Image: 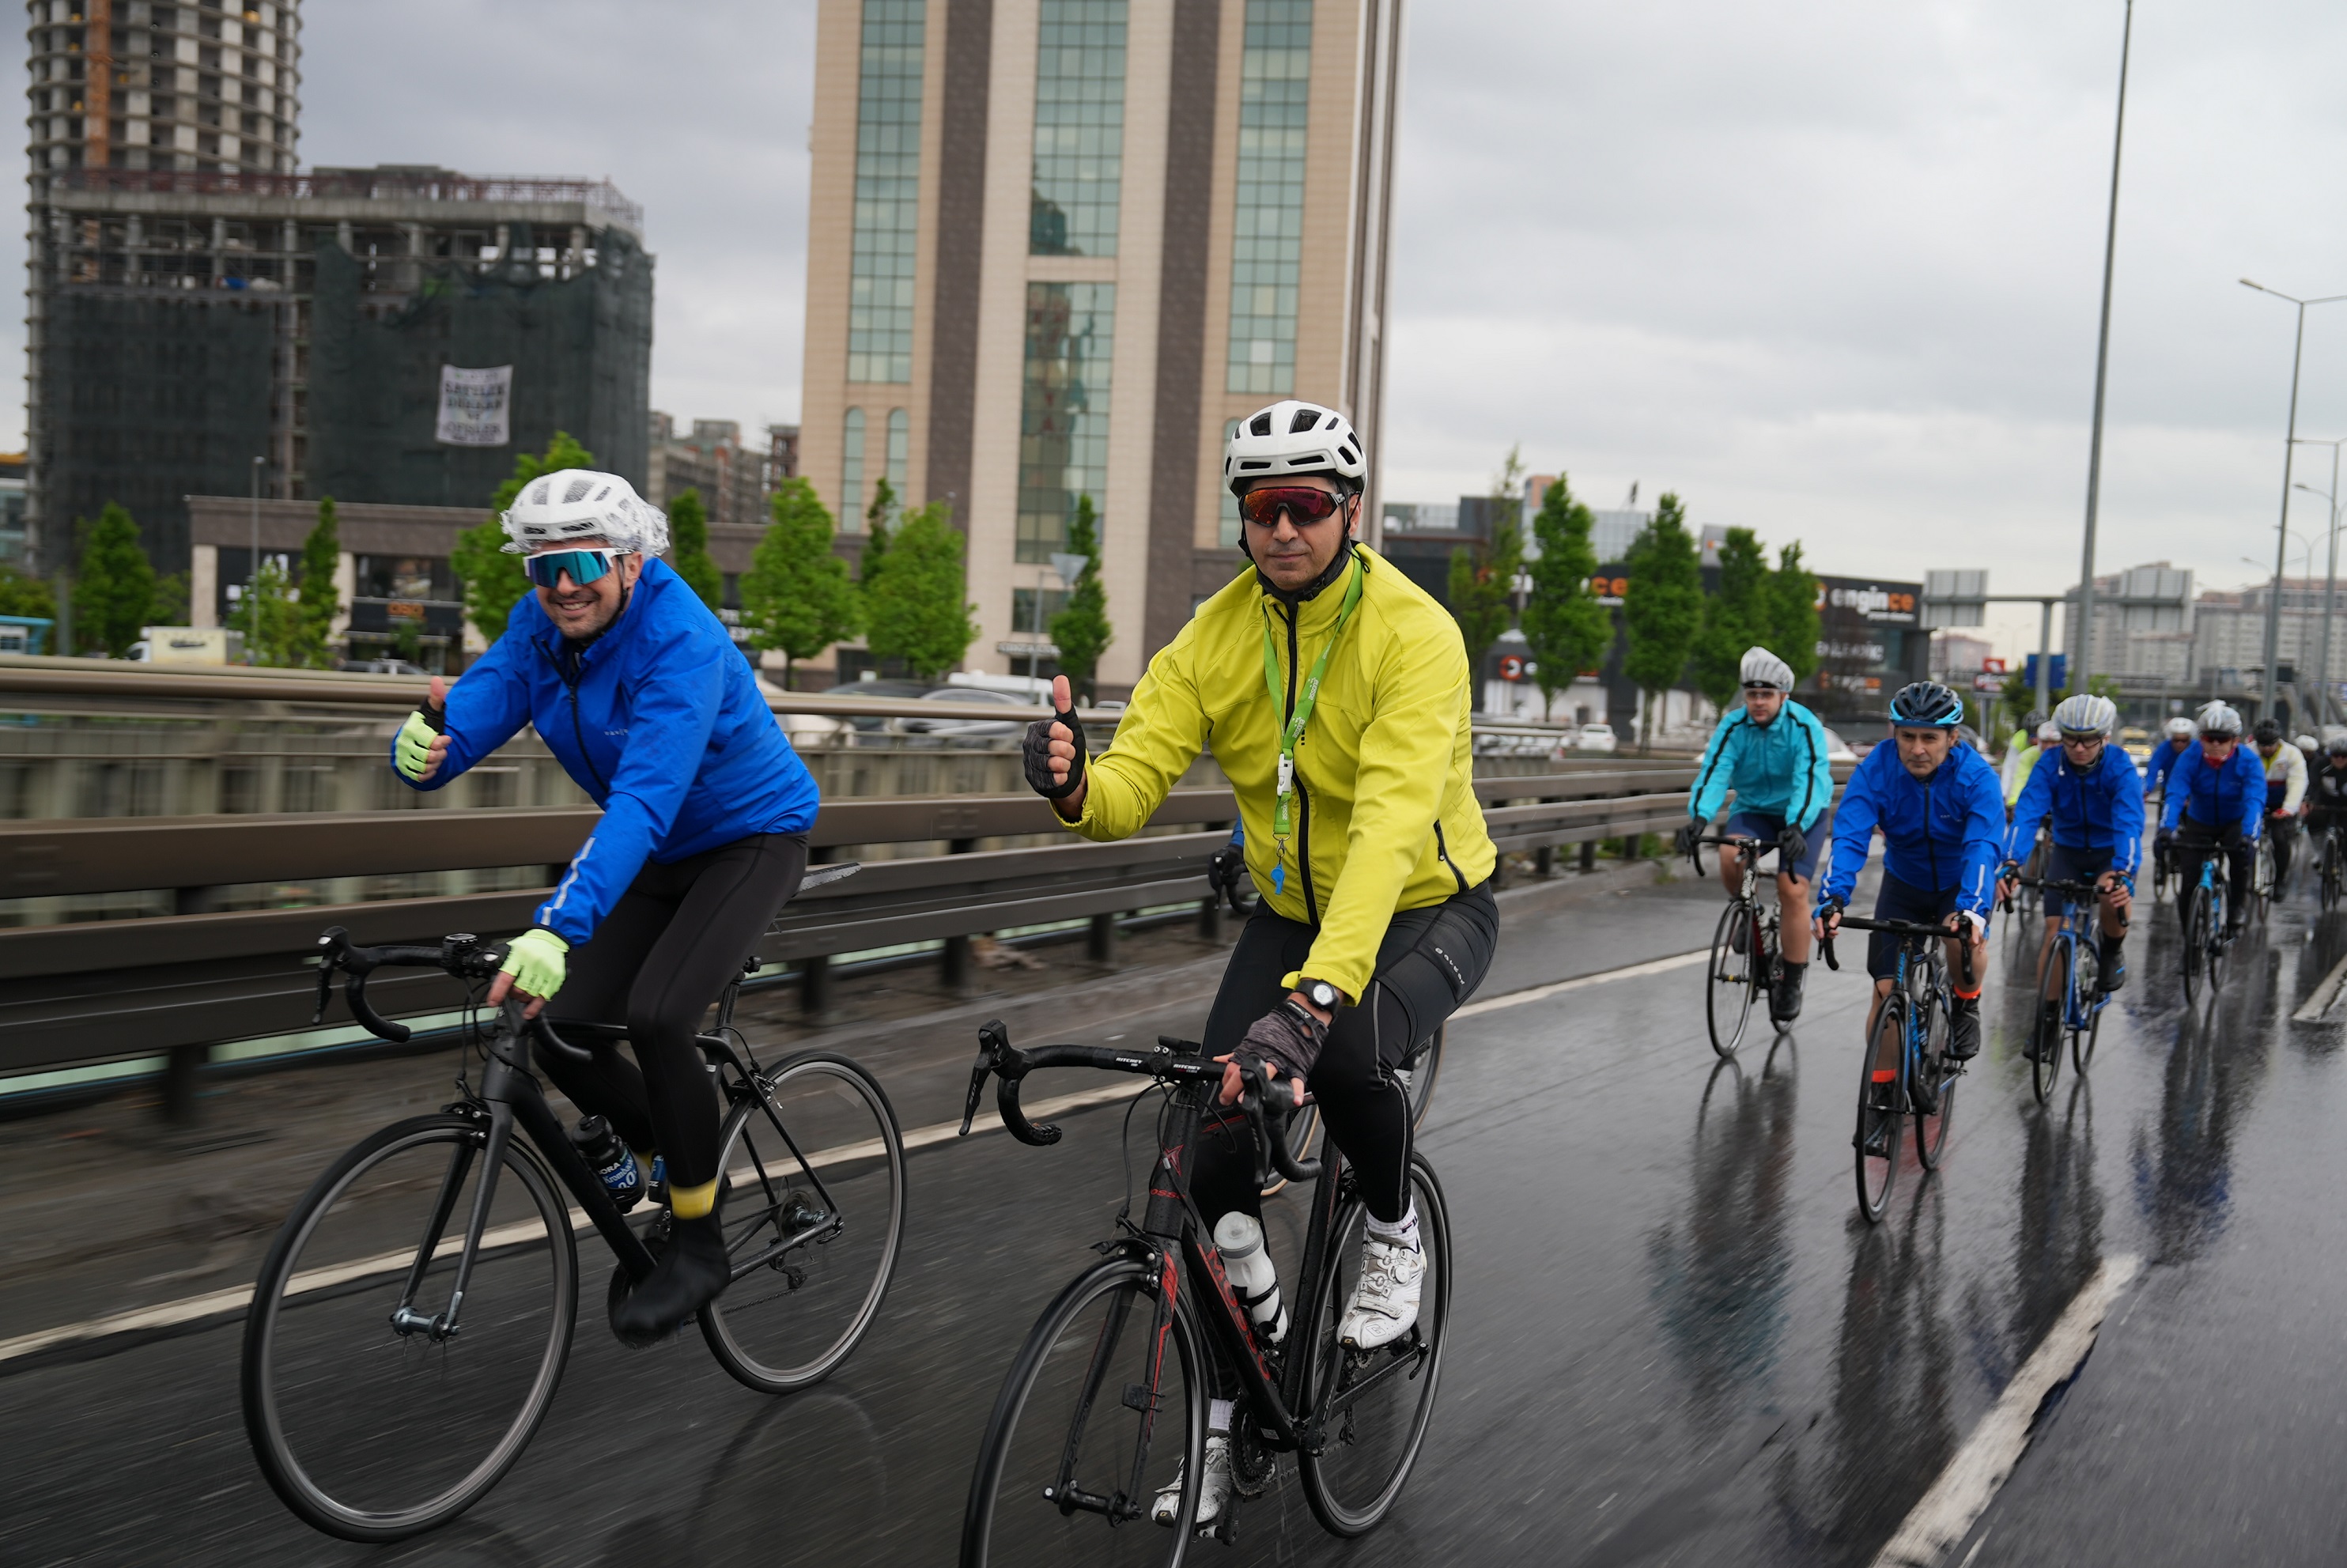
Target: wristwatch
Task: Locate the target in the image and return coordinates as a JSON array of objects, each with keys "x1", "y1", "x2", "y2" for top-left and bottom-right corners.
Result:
[{"x1": 1298, "y1": 978, "x2": 1342, "y2": 1012}]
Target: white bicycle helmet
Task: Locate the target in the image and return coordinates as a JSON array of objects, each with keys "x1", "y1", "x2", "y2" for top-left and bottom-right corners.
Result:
[
  {"x1": 2296, "y1": 733, "x2": 2320, "y2": 752},
  {"x1": 2164, "y1": 716, "x2": 2195, "y2": 739},
  {"x1": 1739, "y1": 646, "x2": 1794, "y2": 692},
  {"x1": 2052, "y1": 692, "x2": 2117, "y2": 738},
  {"x1": 2036, "y1": 721, "x2": 2062, "y2": 742},
  {"x1": 500, "y1": 469, "x2": 670, "y2": 556},
  {"x1": 2195, "y1": 700, "x2": 2243, "y2": 739},
  {"x1": 1224, "y1": 401, "x2": 1368, "y2": 497}
]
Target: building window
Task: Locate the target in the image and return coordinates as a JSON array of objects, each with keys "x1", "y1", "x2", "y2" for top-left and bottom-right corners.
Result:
[
  {"x1": 1017, "y1": 281, "x2": 1115, "y2": 563},
  {"x1": 842, "y1": 406, "x2": 867, "y2": 525},
  {"x1": 848, "y1": 0, "x2": 924, "y2": 385},
  {"x1": 1030, "y1": 0, "x2": 1128, "y2": 257},
  {"x1": 1225, "y1": 0, "x2": 1311, "y2": 396},
  {"x1": 886, "y1": 407, "x2": 909, "y2": 500},
  {"x1": 1218, "y1": 418, "x2": 1243, "y2": 547}
]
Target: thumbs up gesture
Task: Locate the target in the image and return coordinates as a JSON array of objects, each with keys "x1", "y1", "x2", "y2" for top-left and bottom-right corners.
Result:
[{"x1": 1020, "y1": 674, "x2": 1090, "y2": 817}]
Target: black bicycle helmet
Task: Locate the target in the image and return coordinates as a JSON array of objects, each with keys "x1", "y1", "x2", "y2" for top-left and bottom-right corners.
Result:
[
  {"x1": 1888, "y1": 680, "x2": 1966, "y2": 729},
  {"x1": 2253, "y1": 718, "x2": 2283, "y2": 746}
]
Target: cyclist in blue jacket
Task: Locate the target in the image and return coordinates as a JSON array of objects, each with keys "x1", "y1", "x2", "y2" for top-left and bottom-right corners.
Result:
[
  {"x1": 1995, "y1": 694, "x2": 2141, "y2": 1021},
  {"x1": 1816, "y1": 682, "x2": 2005, "y2": 1067},
  {"x1": 2145, "y1": 714, "x2": 2194, "y2": 803},
  {"x1": 1674, "y1": 646, "x2": 1837, "y2": 1022},
  {"x1": 391, "y1": 470, "x2": 821, "y2": 1340},
  {"x1": 2156, "y1": 700, "x2": 2264, "y2": 941}
]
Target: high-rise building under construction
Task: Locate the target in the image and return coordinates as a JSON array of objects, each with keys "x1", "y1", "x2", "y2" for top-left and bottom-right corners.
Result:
[
  {"x1": 22, "y1": 1, "x2": 654, "y2": 579},
  {"x1": 800, "y1": 0, "x2": 1404, "y2": 692}
]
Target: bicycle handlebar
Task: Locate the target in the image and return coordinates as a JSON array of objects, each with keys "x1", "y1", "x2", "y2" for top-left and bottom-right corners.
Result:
[
  {"x1": 957, "y1": 1018, "x2": 1321, "y2": 1185},
  {"x1": 312, "y1": 924, "x2": 514, "y2": 1048},
  {"x1": 1688, "y1": 833, "x2": 1779, "y2": 879},
  {"x1": 1816, "y1": 912, "x2": 1978, "y2": 989}
]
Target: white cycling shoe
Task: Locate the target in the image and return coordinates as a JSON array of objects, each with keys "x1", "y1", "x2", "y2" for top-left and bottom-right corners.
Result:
[
  {"x1": 1151, "y1": 1434, "x2": 1233, "y2": 1532},
  {"x1": 1338, "y1": 1234, "x2": 1425, "y2": 1350}
]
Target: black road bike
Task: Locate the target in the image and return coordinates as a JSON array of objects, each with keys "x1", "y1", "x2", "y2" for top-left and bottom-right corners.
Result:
[
  {"x1": 957, "y1": 1022, "x2": 1450, "y2": 1564},
  {"x1": 1262, "y1": 1025, "x2": 1442, "y2": 1198},
  {"x1": 2322, "y1": 819, "x2": 2347, "y2": 914},
  {"x1": 1690, "y1": 833, "x2": 1794, "y2": 1058},
  {"x1": 240, "y1": 872, "x2": 905, "y2": 1543},
  {"x1": 2011, "y1": 875, "x2": 2118, "y2": 1103},
  {"x1": 1823, "y1": 916, "x2": 1968, "y2": 1223}
]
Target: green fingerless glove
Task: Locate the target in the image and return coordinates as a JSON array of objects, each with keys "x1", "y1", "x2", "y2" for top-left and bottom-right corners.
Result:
[
  {"x1": 499, "y1": 927, "x2": 569, "y2": 999},
  {"x1": 394, "y1": 707, "x2": 442, "y2": 781}
]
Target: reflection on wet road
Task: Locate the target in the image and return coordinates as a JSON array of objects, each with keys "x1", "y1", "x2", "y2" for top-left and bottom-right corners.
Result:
[{"x1": 9, "y1": 862, "x2": 2347, "y2": 1566}]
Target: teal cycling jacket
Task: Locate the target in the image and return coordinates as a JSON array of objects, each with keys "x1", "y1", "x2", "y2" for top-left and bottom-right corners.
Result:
[
  {"x1": 395, "y1": 558, "x2": 819, "y2": 945},
  {"x1": 1688, "y1": 699, "x2": 1836, "y2": 829}
]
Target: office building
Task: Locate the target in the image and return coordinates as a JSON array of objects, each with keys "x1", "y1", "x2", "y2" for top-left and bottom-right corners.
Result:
[
  {"x1": 28, "y1": 0, "x2": 300, "y2": 178},
  {"x1": 2063, "y1": 561, "x2": 2194, "y2": 682},
  {"x1": 648, "y1": 414, "x2": 775, "y2": 531},
  {"x1": 800, "y1": 0, "x2": 1404, "y2": 690}
]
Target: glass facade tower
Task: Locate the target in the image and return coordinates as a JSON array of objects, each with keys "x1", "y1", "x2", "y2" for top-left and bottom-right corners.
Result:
[
  {"x1": 1030, "y1": 0, "x2": 1128, "y2": 257},
  {"x1": 1226, "y1": 0, "x2": 1312, "y2": 395},
  {"x1": 1017, "y1": 281, "x2": 1115, "y2": 562},
  {"x1": 848, "y1": 0, "x2": 924, "y2": 384}
]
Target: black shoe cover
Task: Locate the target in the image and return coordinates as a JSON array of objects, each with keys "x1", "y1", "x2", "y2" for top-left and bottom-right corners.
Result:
[
  {"x1": 2098, "y1": 939, "x2": 2126, "y2": 993},
  {"x1": 611, "y1": 1214, "x2": 730, "y2": 1344},
  {"x1": 1770, "y1": 962, "x2": 1806, "y2": 1023},
  {"x1": 1947, "y1": 1002, "x2": 1982, "y2": 1060}
]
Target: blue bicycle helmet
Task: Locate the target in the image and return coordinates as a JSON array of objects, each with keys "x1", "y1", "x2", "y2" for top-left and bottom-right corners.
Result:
[{"x1": 1888, "y1": 680, "x2": 1966, "y2": 729}]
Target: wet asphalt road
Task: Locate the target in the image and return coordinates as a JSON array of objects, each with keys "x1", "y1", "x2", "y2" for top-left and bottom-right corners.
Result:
[{"x1": 8, "y1": 856, "x2": 2347, "y2": 1567}]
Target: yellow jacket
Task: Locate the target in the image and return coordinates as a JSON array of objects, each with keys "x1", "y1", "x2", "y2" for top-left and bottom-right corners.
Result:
[{"x1": 1070, "y1": 546, "x2": 1497, "y2": 1000}]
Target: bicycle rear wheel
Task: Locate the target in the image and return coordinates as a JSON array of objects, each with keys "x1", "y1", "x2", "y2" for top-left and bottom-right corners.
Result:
[
  {"x1": 1400, "y1": 1026, "x2": 1443, "y2": 1132},
  {"x1": 2323, "y1": 833, "x2": 2341, "y2": 913},
  {"x1": 1297, "y1": 1154, "x2": 1453, "y2": 1536},
  {"x1": 2031, "y1": 940, "x2": 2067, "y2": 1105},
  {"x1": 1706, "y1": 901, "x2": 1757, "y2": 1060},
  {"x1": 962, "y1": 1257, "x2": 1205, "y2": 1567},
  {"x1": 2254, "y1": 839, "x2": 2276, "y2": 922},
  {"x1": 699, "y1": 1051, "x2": 906, "y2": 1395},
  {"x1": 240, "y1": 1113, "x2": 576, "y2": 1543},
  {"x1": 2075, "y1": 995, "x2": 2106, "y2": 1074},
  {"x1": 1854, "y1": 1001, "x2": 1901, "y2": 1223},
  {"x1": 1914, "y1": 992, "x2": 1955, "y2": 1170}
]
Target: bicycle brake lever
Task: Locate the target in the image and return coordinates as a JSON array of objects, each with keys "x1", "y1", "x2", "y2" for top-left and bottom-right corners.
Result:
[
  {"x1": 962, "y1": 1018, "x2": 1009, "y2": 1136},
  {"x1": 310, "y1": 926, "x2": 346, "y2": 1025}
]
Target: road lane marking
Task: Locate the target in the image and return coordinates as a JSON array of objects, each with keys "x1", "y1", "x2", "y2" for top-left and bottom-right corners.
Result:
[
  {"x1": 6, "y1": 945, "x2": 1716, "y2": 1367},
  {"x1": 1869, "y1": 1253, "x2": 2141, "y2": 1568},
  {"x1": 0, "y1": 1079, "x2": 1140, "y2": 1370},
  {"x1": 1453, "y1": 949, "x2": 1710, "y2": 1020},
  {"x1": 2293, "y1": 950, "x2": 2347, "y2": 1020}
]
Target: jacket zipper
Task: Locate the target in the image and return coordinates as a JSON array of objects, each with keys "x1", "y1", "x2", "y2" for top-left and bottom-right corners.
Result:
[
  {"x1": 1434, "y1": 820, "x2": 1468, "y2": 894},
  {"x1": 1922, "y1": 776, "x2": 1940, "y2": 890},
  {"x1": 538, "y1": 636, "x2": 612, "y2": 796},
  {"x1": 1280, "y1": 600, "x2": 1318, "y2": 924}
]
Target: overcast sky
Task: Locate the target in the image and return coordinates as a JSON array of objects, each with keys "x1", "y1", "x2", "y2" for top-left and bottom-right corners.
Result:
[{"x1": 15, "y1": 1, "x2": 2347, "y2": 658}]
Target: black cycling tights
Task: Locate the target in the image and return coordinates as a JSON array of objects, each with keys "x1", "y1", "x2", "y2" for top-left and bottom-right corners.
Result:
[
  {"x1": 1190, "y1": 884, "x2": 1498, "y2": 1230},
  {"x1": 535, "y1": 833, "x2": 809, "y2": 1190}
]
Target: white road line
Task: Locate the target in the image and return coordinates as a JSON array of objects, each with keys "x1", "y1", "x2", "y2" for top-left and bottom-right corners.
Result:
[
  {"x1": 0, "y1": 1079, "x2": 1139, "y2": 1368},
  {"x1": 1453, "y1": 948, "x2": 1709, "y2": 1020},
  {"x1": 2293, "y1": 950, "x2": 2347, "y2": 1021},
  {"x1": 2, "y1": 946, "x2": 1697, "y2": 1368},
  {"x1": 1869, "y1": 1253, "x2": 2142, "y2": 1568}
]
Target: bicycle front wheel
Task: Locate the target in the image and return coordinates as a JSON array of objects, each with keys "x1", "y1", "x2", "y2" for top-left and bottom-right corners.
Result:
[
  {"x1": 2182, "y1": 889, "x2": 2208, "y2": 1007},
  {"x1": 1915, "y1": 992, "x2": 1955, "y2": 1170},
  {"x1": 1706, "y1": 901, "x2": 1757, "y2": 1060},
  {"x1": 240, "y1": 1113, "x2": 576, "y2": 1543},
  {"x1": 700, "y1": 1050, "x2": 906, "y2": 1395},
  {"x1": 2323, "y1": 834, "x2": 2341, "y2": 912},
  {"x1": 962, "y1": 1257, "x2": 1205, "y2": 1568},
  {"x1": 1297, "y1": 1154, "x2": 1453, "y2": 1536},
  {"x1": 2031, "y1": 940, "x2": 2067, "y2": 1105},
  {"x1": 1854, "y1": 1001, "x2": 1902, "y2": 1223}
]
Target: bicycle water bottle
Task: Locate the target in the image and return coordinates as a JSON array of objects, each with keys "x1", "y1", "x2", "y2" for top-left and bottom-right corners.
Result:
[
  {"x1": 1213, "y1": 1212, "x2": 1287, "y2": 1345},
  {"x1": 570, "y1": 1116, "x2": 644, "y2": 1212}
]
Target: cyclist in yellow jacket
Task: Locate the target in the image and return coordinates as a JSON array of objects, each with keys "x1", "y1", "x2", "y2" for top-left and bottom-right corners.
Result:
[{"x1": 1025, "y1": 399, "x2": 1499, "y2": 1532}]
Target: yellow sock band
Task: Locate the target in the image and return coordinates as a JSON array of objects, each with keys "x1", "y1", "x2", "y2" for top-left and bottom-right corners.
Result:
[{"x1": 668, "y1": 1177, "x2": 719, "y2": 1219}]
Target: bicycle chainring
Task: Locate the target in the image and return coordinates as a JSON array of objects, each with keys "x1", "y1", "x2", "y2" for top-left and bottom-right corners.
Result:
[{"x1": 1230, "y1": 1405, "x2": 1276, "y2": 1497}]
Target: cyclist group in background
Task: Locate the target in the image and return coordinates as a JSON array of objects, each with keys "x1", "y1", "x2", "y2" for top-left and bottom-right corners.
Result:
[{"x1": 376, "y1": 388, "x2": 2322, "y2": 1542}]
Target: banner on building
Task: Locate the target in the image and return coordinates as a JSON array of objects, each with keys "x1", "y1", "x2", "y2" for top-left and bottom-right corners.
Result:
[{"x1": 435, "y1": 365, "x2": 513, "y2": 448}]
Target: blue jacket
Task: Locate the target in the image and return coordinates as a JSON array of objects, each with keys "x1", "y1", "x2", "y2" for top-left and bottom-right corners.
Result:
[
  {"x1": 1823, "y1": 740, "x2": 2006, "y2": 920},
  {"x1": 1688, "y1": 699, "x2": 1836, "y2": 830},
  {"x1": 2145, "y1": 739, "x2": 2190, "y2": 797},
  {"x1": 396, "y1": 558, "x2": 820, "y2": 944},
  {"x1": 2158, "y1": 742, "x2": 2265, "y2": 840},
  {"x1": 2001, "y1": 742, "x2": 2145, "y2": 875}
]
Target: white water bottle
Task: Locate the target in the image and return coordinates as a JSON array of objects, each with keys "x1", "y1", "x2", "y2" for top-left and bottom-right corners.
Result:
[{"x1": 1214, "y1": 1212, "x2": 1288, "y2": 1345}]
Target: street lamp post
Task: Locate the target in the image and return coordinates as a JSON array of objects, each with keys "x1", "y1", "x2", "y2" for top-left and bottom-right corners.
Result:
[
  {"x1": 2075, "y1": 0, "x2": 2137, "y2": 692},
  {"x1": 2293, "y1": 436, "x2": 2345, "y2": 725},
  {"x1": 2240, "y1": 281, "x2": 2347, "y2": 720}
]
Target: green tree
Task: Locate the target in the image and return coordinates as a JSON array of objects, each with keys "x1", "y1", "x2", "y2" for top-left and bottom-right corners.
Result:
[
  {"x1": 1521, "y1": 472, "x2": 1613, "y2": 722},
  {"x1": 1048, "y1": 493, "x2": 1113, "y2": 703},
  {"x1": 1763, "y1": 542, "x2": 1821, "y2": 686},
  {"x1": 1687, "y1": 526, "x2": 1771, "y2": 710},
  {"x1": 1620, "y1": 493, "x2": 1703, "y2": 749},
  {"x1": 864, "y1": 500, "x2": 977, "y2": 682},
  {"x1": 288, "y1": 495, "x2": 343, "y2": 669},
  {"x1": 71, "y1": 504, "x2": 159, "y2": 657},
  {"x1": 453, "y1": 430, "x2": 598, "y2": 644},
  {"x1": 243, "y1": 555, "x2": 310, "y2": 667},
  {"x1": 666, "y1": 487, "x2": 724, "y2": 610},
  {"x1": 0, "y1": 562, "x2": 56, "y2": 622},
  {"x1": 857, "y1": 478, "x2": 897, "y2": 597},
  {"x1": 741, "y1": 478, "x2": 862, "y2": 689}
]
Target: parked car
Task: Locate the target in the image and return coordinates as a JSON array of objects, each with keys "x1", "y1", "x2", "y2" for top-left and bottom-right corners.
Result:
[
  {"x1": 1573, "y1": 723, "x2": 1618, "y2": 754},
  {"x1": 341, "y1": 657, "x2": 429, "y2": 676},
  {"x1": 1820, "y1": 726, "x2": 1858, "y2": 764},
  {"x1": 890, "y1": 686, "x2": 1027, "y2": 739}
]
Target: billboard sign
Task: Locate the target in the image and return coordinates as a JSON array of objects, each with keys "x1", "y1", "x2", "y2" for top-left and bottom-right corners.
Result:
[{"x1": 436, "y1": 364, "x2": 514, "y2": 448}]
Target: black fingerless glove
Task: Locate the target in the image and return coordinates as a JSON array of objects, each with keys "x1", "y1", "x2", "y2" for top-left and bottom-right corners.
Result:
[
  {"x1": 1673, "y1": 821, "x2": 1701, "y2": 859},
  {"x1": 1238, "y1": 999, "x2": 1328, "y2": 1083},
  {"x1": 1020, "y1": 696, "x2": 1087, "y2": 800}
]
